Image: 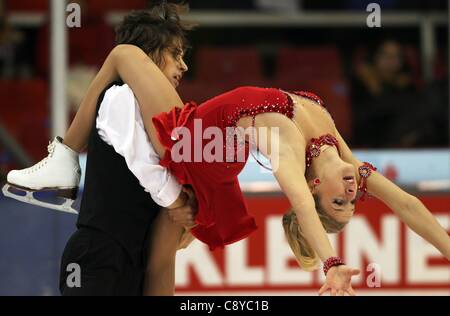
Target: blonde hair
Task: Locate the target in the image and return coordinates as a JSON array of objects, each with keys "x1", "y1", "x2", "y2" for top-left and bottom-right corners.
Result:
[{"x1": 282, "y1": 195, "x2": 346, "y2": 271}]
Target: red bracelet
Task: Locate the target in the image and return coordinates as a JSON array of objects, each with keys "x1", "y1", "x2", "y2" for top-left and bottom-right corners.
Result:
[
  {"x1": 358, "y1": 162, "x2": 377, "y2": 201},
  {"x1": 323, "y1": 257, "x2": 345, "y2": 276}
]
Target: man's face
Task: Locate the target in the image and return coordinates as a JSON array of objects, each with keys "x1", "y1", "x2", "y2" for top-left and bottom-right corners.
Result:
[{"x1": 158, "y1": 42, "x2": 188, "y2": 88}]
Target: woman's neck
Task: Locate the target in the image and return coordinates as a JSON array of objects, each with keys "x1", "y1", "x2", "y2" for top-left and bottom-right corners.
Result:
[{"x1": 309, "y1": 145, "x2": 340, "y2": 178}]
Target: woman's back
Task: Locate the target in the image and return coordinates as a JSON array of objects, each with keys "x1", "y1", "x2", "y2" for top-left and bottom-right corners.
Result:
[{"x1": 152, "y1": 86, "x2": 338, "y2": 250}]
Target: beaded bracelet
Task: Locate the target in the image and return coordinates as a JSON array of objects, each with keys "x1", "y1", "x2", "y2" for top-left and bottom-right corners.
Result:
[
  {"x1": 323, "y1": 256, "x2": 345, "y2": 276},
  {"x1": 358, "y1": 162, "x2": 377, "y2": 201}
]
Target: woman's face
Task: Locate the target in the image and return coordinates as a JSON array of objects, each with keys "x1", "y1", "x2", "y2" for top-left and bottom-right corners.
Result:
[
  {"x1": 158, "y1": 42, "x2": 188, "y2": 88},
  {"x1": 313, "y1": 162, "x2": 358, "y2": 224}
]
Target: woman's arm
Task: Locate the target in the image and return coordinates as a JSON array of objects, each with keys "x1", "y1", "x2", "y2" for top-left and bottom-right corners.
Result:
[
  {"x1": 370, "y1": 173, "x2": 450, "y2": 259},
  {"x1": 252, "y1": 114, "x2": 338, "y2": 260},
  {"x1": 274, "y1": 128, "x2": 359, "y2": 296},
  {"x1": 274, "y1": 137, "x2": 337, "y2": 261},
  {"x1": 253, "y1": 115, "x2": 336, "y2": 262},
  {"x1": 335, "y1": 129, "x2": 450, "y2": 259}
]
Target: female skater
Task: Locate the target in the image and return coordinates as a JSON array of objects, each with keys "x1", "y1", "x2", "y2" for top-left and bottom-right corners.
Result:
[{"x1": 7, "y1": 45, "x2": 450, "y2": 296}]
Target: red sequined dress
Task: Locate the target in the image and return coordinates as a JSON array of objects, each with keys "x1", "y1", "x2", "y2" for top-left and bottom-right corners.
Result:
[{"x1": 152, "y1": 86, "x2": 325, "y2": 250}]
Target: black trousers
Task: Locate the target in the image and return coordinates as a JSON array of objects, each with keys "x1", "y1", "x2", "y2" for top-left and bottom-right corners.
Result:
[{"x1": 59, "y1": 227, "x2": 144, "y2": 296}]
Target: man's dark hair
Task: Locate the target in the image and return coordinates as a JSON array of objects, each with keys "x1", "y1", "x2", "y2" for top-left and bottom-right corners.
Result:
[{"x1": 115, "y1": 2, "x2": 194, "y2": 66}]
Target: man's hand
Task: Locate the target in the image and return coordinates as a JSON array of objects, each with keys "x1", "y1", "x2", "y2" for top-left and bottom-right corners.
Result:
[{"x1": 168, "y1": 186, "x2": 198, "y2": 229}]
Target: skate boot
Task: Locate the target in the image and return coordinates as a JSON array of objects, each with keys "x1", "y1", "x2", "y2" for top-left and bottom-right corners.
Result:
[{"x1": 2, "y1": 137, "x2": 81, "y2": 214}]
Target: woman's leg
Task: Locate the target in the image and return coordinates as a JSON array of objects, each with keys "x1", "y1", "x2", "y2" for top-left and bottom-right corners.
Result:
[
  {"x1": 63, "y1": 44, "x2": 184, "y2": 157},
  {"x1": 108, "y1": 44, "x2": 184, "y2": 157},
  {"x1": 143, "y1": 210, "x2": 184, "y2": 296}
]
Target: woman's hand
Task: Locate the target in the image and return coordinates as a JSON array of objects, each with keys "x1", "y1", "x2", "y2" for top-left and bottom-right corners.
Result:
[
  {"x1": 177, "y1": 230, "x2": 196, "y2": 250},
  {"x1": 167, "y1": 186, "x2": 198, "y2": 229},
  {"x1": 166, "y1": 191, "x2": 189, "y2": 209},
  {"x1": 319, "y1": 265, "x2": 360, "y2": 296},
  {"x1": 174, "y1": 187, "x2": 198, "y2": 250}
]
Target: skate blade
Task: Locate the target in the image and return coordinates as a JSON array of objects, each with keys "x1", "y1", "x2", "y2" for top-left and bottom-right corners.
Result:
[{"x1": 2, "y1": 183, "x2": 79, "y2": 215}]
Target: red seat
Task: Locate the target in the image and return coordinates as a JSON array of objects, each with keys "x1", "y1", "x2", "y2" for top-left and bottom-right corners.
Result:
[
  {"x1": 178, "y1": 76, "x2": 352, "y2": 140},
  {"x1": 177, "y1": 80, "x2": 219, "y2": 104},
  {"x1": 36, "y1": 17, "x2": 115, "y2": 77},
  {"x1": 311, "y1": 79, "x2": 352, "y2": 140},
  {"x1": 0, "y1": 80, "x2": 49, "y2": 161},
  {"x1": 276, "y1": 46, "x2": 343, "y2": 81},
  {"x1": 6, "y1": 0, "x2": 146, "y2": 12},
  {"x1": 6, "y1": 0, "x2": 49, "y2": 12},
  {"x1": 433, "y1": 51, "x2": 447, "y2": 81},
  {"x1": 196, "y1": 47, "x2": 264, "y2": 85},
  {"x1": 88, "y1": 0, "x2": 147, "y2": 13},
  {"x1": 274, "y1": 77, "x2": 352, "y2": 140},
  {"x1": 403, "y1": 45, "x2": 422, "y2": 88},
  {"x1": 177, "y1": 80, "x2": 239, "y2": 104},
  {"x1": 177, "y1": 79, "x2": 277, "y2": 106}
]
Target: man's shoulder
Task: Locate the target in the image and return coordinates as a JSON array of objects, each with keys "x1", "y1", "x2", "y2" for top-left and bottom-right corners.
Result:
[
  {"x1": 104, "y1": 80, "x2": 125, "y2": 92},
  {"x1": 103, "y1": 81, "x2": 134, "y2": 101}
]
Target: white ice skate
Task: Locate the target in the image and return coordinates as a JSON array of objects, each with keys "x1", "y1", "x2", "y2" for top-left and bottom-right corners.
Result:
[{"x1": 2, "y1": 137, "x2": 81, "y2": 214}]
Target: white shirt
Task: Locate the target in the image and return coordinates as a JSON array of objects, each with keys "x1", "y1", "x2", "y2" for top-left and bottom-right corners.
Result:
[{"x1": 96, "y1": 84, "x2": 182, "y2": 207}]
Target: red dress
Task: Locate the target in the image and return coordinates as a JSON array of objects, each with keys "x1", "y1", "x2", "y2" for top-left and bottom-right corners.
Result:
[{"x1": 152, "y1": 86, "x2": 324, "y2": 250}]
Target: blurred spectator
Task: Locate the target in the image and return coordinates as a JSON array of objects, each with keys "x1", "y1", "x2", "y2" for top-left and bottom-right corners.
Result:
[
  {"x1": 188, "y1": 0, "x2": 256, "y2": 10},
  {"x1": 304, "y1": 0, "x2": 446, "y2": 10},
  {"x1": 0, "y1": 1, "x2": 27, "y2": 78},
  {"x1": 351, "y1": 39, "x2": 423, "y2": 148},
  {"x1": 36, "y1": 0, "x2": 115, "y2": 111},
  {"x1": 345, "y1": 0, "x2": 400, "y2": 10},
  {"x1": 421, "y1": 74, "x2": 449, "y2": 146},
  {"x1": 355, "y1": 40, "x2": 413, "y2": 97},
  {"x1": 255, "y1": 0, "x2": 300, "y2": 12},
  {"x1": 350, "y1": 0, "x2": 447, "y2": 10}
]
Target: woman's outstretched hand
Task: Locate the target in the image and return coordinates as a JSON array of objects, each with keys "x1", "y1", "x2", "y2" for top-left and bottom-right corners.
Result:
[{"x1": 319, "y1": 265, "x2": 360, "y2": 296}]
